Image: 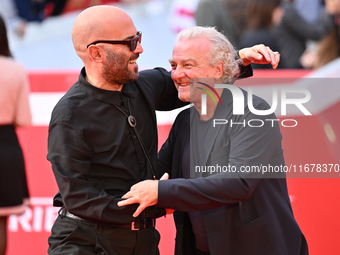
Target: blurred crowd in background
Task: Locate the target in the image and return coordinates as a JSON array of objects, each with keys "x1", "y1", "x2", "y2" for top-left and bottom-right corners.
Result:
[
  {"x1": 0, "y1": 0, "x2": 339, "y2": 70},
  {"x1": 170, "y1": 0, "x2": 340, "y2": 70}
]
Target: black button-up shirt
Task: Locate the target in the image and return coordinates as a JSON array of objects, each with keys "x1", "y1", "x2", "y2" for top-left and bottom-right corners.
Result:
[{"x1": 47, "y1": 67, "x2": 184, "y2": 226}]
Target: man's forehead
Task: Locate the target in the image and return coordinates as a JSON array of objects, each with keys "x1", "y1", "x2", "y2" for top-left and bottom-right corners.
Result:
[
  {"x1": 169, "y1": 56, "x2": 198, "y2": 63},
  {"x1": 173, "y1": 38, "x2": 210, "y2": 56}
]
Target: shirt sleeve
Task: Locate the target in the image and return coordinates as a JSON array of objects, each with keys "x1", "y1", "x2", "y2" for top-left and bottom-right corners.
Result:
[
  {"x1": 139, "y1": 68, "x2": 188, "y2": 111},
  {"x1": 47, "y1": 121, "x2": 139, "y2": 224}
]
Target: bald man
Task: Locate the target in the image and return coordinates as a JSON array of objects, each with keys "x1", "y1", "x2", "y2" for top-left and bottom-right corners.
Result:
[{"x1": 47, "y1": 5, "x2": 280, "y2": 255}]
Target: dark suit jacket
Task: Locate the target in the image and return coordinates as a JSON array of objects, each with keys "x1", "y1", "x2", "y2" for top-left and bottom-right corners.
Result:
[{"x1": 157, "y1": 89, "x2": 308, "y2": 255}]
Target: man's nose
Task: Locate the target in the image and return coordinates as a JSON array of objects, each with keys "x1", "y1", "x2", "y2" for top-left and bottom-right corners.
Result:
[
  {"x1": 171, "y1": 66, "x2": 186, "y2": 81},
  {"x1": 133, "y1": 42, "x2": 143, "y2": 54}
]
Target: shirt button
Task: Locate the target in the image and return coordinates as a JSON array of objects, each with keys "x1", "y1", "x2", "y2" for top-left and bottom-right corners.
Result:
[{"x1": 128, "y1": 116, "x2": 136, "y2": 127}]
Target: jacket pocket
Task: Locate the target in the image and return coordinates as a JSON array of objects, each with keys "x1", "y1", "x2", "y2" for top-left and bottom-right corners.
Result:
[{"x1": 236, "y1": 211, "x2": 277, "y2": 255}]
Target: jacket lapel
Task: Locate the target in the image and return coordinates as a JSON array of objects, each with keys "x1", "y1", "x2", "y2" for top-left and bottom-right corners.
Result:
[{"x1": 191, "y1": 90, "x2": 234, "y2": 167}]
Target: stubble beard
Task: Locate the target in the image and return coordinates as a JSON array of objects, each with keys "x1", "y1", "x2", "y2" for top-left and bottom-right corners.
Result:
[{"x1": 103, "y1": 50, "x2": 139, "y2": 86}]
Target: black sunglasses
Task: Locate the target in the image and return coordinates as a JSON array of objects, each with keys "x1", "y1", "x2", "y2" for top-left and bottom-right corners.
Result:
[{"x1": 86, "y1": 31, "x2": 142, "y2": 51}]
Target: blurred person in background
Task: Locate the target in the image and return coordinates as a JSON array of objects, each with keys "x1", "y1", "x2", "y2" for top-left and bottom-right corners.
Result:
[
  {"x1": 195, "y1": 0, "x2": 238, "y2": 47},
  {"x1": 301, "y1": 0, "x2": 340, "y2": 68},
  {"x1": 0, "y1": 14, "x2": 32, "y2": 255},
  {"x1": 168, "y1": 0, "x2": 200, "y2": 35},
  {"x1": 44, "y1": 0, "x2": 68, "y2": 17},
  {"x1": 0, "y1": 0, "x2": 27, "y2": 37},
  {"x1": 12, "y1": 0, "x2": 68, "y2": 22},
  {"x1": 169, "y1": 0, "x2": 248, "y2": 45},
  {"x1": 194, "y1": 0, "x2": 249, "y2": 48},
  {"x1": 294, "y1": 0, "x2": 325, "y2": 23},
  {"x1": 240, "y1": 0, "x2": 281, "y2": 69},
  {"x1": 222, "y1": 0, "x2": 249, "y2": 47},
  {"x1": 274, "y1": 0, "x2": 333, "y2": 68},
  {"x1": 0, "y1": 0, "x2": 68, "y2": 37}
]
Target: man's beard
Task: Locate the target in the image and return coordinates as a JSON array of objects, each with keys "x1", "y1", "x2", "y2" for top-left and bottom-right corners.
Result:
[{"x1": 103, "y1": 50, "x2": 139, "y2": 86}]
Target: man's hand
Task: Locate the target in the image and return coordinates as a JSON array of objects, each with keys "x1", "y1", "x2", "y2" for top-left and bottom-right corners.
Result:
[
  {"x1": 117, "y1": 173, "x2": 169, "y2": 217},
  {"x1": 239, "y1": 44, "x2": 280, "y2": 69}
]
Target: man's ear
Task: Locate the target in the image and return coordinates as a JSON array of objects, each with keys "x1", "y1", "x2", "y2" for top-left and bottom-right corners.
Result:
[
  {"x1": 216, "y1": 61, "x2": 224, "y2": 78},
  {"x1": 88, "y1": 45, "x2": 103, "y2": 63}
]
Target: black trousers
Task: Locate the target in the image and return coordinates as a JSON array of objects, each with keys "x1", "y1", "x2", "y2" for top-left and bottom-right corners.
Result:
[{"x1": 48, "y1": 215, "x2": 160, "y2": 255}]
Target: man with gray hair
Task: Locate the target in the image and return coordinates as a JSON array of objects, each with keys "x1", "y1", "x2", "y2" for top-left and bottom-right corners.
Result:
[{"x1": 119, "y1": 26, "x2": 308, "y2": 255}]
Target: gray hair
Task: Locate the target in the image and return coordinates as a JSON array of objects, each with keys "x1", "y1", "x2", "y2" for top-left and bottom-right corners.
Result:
[{"x1": 176, "y1": 26, "x2": 241, "y2": 82}]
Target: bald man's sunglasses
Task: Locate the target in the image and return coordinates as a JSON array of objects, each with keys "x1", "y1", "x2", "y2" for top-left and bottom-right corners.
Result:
[{"x1": 86, "y1": 31, "x2": 142, "y2": 51}]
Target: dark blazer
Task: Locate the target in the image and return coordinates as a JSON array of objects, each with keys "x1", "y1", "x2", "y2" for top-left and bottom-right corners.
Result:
[{"x1": 157, "y1": 89, "x2": 308, "y2": 255}]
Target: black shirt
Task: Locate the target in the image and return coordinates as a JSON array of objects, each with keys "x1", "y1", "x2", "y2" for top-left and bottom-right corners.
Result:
[{"x1": 47, "y1": 67, "x2": 184, "y2": 226}]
